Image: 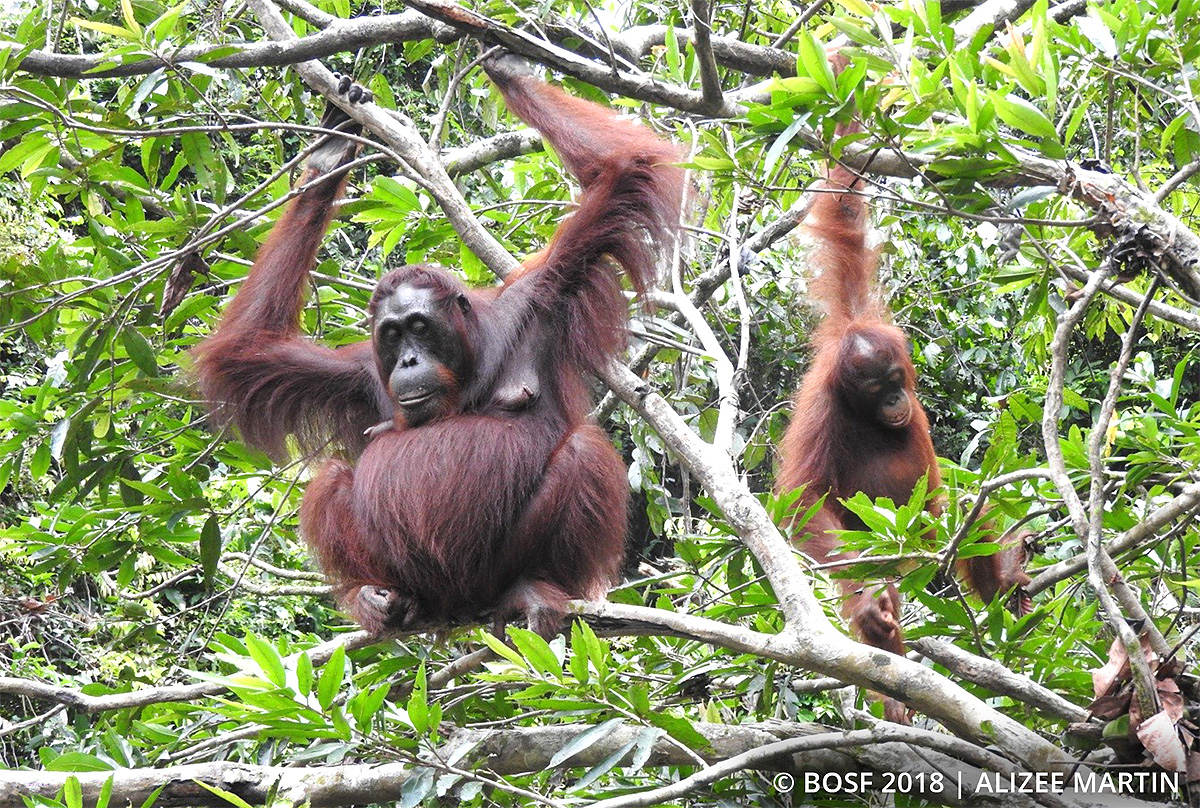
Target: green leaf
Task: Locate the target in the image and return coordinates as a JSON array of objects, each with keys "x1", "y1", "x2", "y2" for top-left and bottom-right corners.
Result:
[
  {"x1": 119, "y1": 478, "x2": 170, "y2": 501},
  {"x1": 548, "y1": 718, "x2": 624, "y2": 768},
  {"x1": 120, "y1": 0, "x2": 142, "y2": 35},
  {"x1": 663, "y1": 23, "x2": 681, "y2": 79},
  {"x1": 120, "y1": 329, "x2": 158, "y2": 377},
  {"x1": 117, "y1": 458, "x2": 144, "y2": 507},
  {"x1": 835, "y1": 0, "x2": 873, "y2": 15},
  {"x1": 63, "y1": 776, "x2": 83, "y2": 808},
  {"x1": 1075, "y1": 11, "x2": 1117, "y2": 59},
  {"x1": 762, "y1": 117, "x2": 806, "y2": 177},
  {"x1": 30, "y1": 440, "x2": 50, "y2": 480},
  {"x1": 91, "y1": 778, "x2": 113, "y2": 808},
  {"x1": 45, "y1": 752, "x2": 113, "y2": 772},
  {"x1": 147, "y1": 1, "x2": 188, "y2": 42},
  {"x1": 1062, "y1": 387, "x2": 1088, "y2": 411},
  {"x1": 350, "y1": 684, "x2": 389, "y2": 728},
  {"x1": 991, "y1": 92, "x2": 1056, "y2": 140},
  {"x1": 797, "y1": 31, "x2": 836, "y2": 95},
  {"x1": 507, "y1": 627, "x2": 562, "y2": 680},
  {"x1": 577, "y1": 621, "x2": 608, "y2": 683},
  {"x1": 478, "y1": 630, "x2": 529, "y2": 669},
  {"x1": 296, "y1": 652, "x2": 313, "y2": 697},
  {"x1": 768, "y1": 76, "x2": 822, "y2": 98},
  {"x1": 571, "y1": 739, "x2": 636, "y2": 791},
  {"x1": 644, "y1": 710, "x2": 710, "y2": 751},
  {"x1": 1002, "y1": 34, "x2": 1042, "y2": 96},
  {"x1": 245, "y1": 633, "x2": 286, "y2": 687},
  {"x1": 990, "y1": 92, "x2": 1063, "y2": 158},
  {"x1": 408, "y1": 664, "x2": 429, "y2": 734},
  {"x1": 19, "y1": 142, "x2": 57, "y2": 179},
  {"x1": 70, "y1": 18, "x2": 138, "y2": 40},
  {"x1": 318, "y1": 646, "x2": 346, "y2": 710},
  {"x1": 569, "y1": 622, "x2": 590, "y2": 685},
  {"x1": 192, "y1": 780, "x2": 255, "y2": 808},
  {"x1": 198, "y1": 515, "x2": 221, "y2": 588},
  {"x1": 139, "y1": 784, "x2": 167, "y2": 808},
  {"x1": 399, "y1": 768, "x2": 434, "y2": 808},
  {"x1": 628, "y1": 727, "x2": 662, "y2": 771},
  {"x1": 0, "y1": 135, "x2": 46, "y2": 175}
]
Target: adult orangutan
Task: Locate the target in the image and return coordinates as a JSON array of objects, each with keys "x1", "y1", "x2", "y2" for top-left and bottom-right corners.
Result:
[
  {"x1": 196, "y1": 60, "x2": 683, "y2": 637},
  {"x1": 776, "y1": 142, "x2": 1030, "y2": 719}
]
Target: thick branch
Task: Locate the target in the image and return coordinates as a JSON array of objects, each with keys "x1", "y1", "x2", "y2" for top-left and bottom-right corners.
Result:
[
  {"x1": 2, "y1": 12, "x2": 455, "y2": 79},
  {"x1": 603, "y1": 24, "x2": 796, "y2": 77},
  {"x1": 953, "y1": 0, "x2": 1038, "y2": 45},
  {"x1": 3, "y1": 719, "x2": 1144, "y2": 808},
  {"x1": 689, "y1": 0, "x2": 725, "y2": 114},
  {"x1": 443, "y1": 129, "x2": 543, "y2": 177},
  {"x1": 911, "y1": 638, "x2": 1089, "y2": 723},
  {"x1": 0, "y1": 761, "x2": 417, "y2": 808},
  {"x1": 1058, "y1": 261, "x2": 1200, "y2": 332},
  {"x1": 9, "y1": 14, "x2": 796, "y2": 81},
  {"x1": 399, "y1": 0, "x2": 748, "y2": 116},
  {"x1": 15, "y1": 10, "x2": 1200, "y2": 296},
  {"x1": 0, "y1": 715, "x2": 1152, "y2": 808}
]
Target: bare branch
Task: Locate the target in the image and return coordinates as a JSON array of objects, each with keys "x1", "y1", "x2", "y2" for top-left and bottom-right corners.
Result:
[
  {"x1": 689, "y1": 0, "x2": 724, "y2": 114},
  {"x1": 8, "y1": 14, "x2": 797, "y2": 81},
  {"x1": 1058, "y1": 261, "x2": 1200, "y2": 333},
  {"x1": 911, "y1": 638, "x2": 1089, "y2": 723},
  {"x1": 2, "y1": 11, "x2": 455, "y2": 79},
  {"x1": 771, "y1": 0, "x2": 828, "y2": 48},
  {"x1": 586, "y1": 723, "x2": 1026, "y2": 808},
  {"x1": 0, "y1": 704, "x2": 65, "y2": 739},
  {"x1": 585, "y1": 390, "x2": 1082, "y2": 773},
  {"x1": 546, "y1": 22, "x2": 797, "y2": 77},
  {"x1": 399, "y1": 0, "x2": 749, "y2": 116},
  {"x1": 223, "y1": 552, "x2": 324, "y2": 581},
  {"x1": 4, "y1": 719, "x2": 1143, "y2": 808},
  {"x1": 593, "y1": 189, "x2": 819, "y2": 422},
  {"x1": 1154, "y1": 156, "x2": 1200, "y2": 203},
  {"x1": 442, "y1": 128, "x2": 543, "y2": 177}
]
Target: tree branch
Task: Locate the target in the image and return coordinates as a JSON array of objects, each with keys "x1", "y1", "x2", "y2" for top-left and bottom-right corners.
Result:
[
  {"x1": 827, "y1": 144, "x2": 1200, "y2": 301},
  {"x1": 442, "y1": 129, "x2": 543, "y2": 177},
  {"x1": 0, "y1": 719, "x2": 1155, "y2": 808},
  {"x1": 587, "y1": 381, "x2": 1081, "y2": 773},
  {"x1": 398, "y1": 0, "x2": 750, "y2": 116},
  {"x1": 2, "y1": 11, "x2": 456, "y2": 79},
  {"x1": 911, "y1": 638, "x2": 1090, "y2": 723},
  {"x1": 689, "y1": 0, "x2": 725, "y2": 114},
  {"x1": 1027, "y1": 481, "x2": 1200, "y2": 595}
]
